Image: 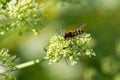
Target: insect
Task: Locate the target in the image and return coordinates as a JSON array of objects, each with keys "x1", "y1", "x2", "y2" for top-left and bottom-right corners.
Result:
[{"x1": 62, "y1": 23, "x2": 87, "y2": 39}]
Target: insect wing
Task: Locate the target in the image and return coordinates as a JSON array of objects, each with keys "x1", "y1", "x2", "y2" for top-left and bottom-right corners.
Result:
[{"x1": 77, "y1": 23, "x2": 87, "y2": 30}]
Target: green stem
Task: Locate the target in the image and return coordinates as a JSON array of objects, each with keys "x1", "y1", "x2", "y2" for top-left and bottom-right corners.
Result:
[{"x1": 15, "y1": 58, "x2": 47, "y2": 70}]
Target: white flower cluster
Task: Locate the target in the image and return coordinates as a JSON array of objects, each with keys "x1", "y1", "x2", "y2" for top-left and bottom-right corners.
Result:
[
  {"x1": 0, "y1": 48, "x2": 17, "y2": 80},
  {"x1": 45, "y1": 33, "x2": 96, "y2": 65},
  {"x1": 0, "y1": 0, "x2": 45, "y2": 36}
]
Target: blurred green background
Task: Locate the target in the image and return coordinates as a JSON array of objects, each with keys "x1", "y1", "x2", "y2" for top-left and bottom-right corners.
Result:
[{"x1": 0, "y1": 0, "x2": 120, "y2": 80}]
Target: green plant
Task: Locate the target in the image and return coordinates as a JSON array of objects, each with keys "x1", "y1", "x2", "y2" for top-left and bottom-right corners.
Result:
[
  {"x1": 0, "y1": 0, "x2": 95, "y2": 80},
  {"x1": 0, "y1": 0, "x2": 44, "y2": 40},
  {"x1": 45, "y1": 33, "x2": 95, "y2": 65},
  {"x1": 0, "y1": 48, "x2": 16, "y2": 80}
]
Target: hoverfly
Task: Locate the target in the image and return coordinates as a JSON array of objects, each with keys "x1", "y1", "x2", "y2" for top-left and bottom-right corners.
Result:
[{"x1": 62, "y1": 23, "x2": 87, "y2": 39}]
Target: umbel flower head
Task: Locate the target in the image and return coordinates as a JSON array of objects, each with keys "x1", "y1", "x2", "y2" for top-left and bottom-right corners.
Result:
[
  {"x1": 0, "y1": 48, "x2": 17, "y2": 80},
  {"x1": 7, "y1": 0, "x2": 45, "y2": 35},
  {"x1": 45, "y1": 33, "x2": 96, "y2": 65},
  {"x1": 0, "y1": 0, "x2": 45, "y2": 36}
]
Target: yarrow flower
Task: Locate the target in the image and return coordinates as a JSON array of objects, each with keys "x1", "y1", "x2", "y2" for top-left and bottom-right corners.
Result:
[{"x1": 45, "y1": 33, "x2": 96, "y2": 65}]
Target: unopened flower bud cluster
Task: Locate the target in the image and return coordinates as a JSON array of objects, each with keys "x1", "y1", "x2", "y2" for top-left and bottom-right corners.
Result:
[{"x1": 45, "y1": 33, "x2": 96, "y2": 65}]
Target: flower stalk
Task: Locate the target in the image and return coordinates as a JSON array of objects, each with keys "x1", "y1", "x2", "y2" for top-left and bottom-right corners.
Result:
[{"x1": 15, "y1": 58, "x2": 47, "y2": 70}]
